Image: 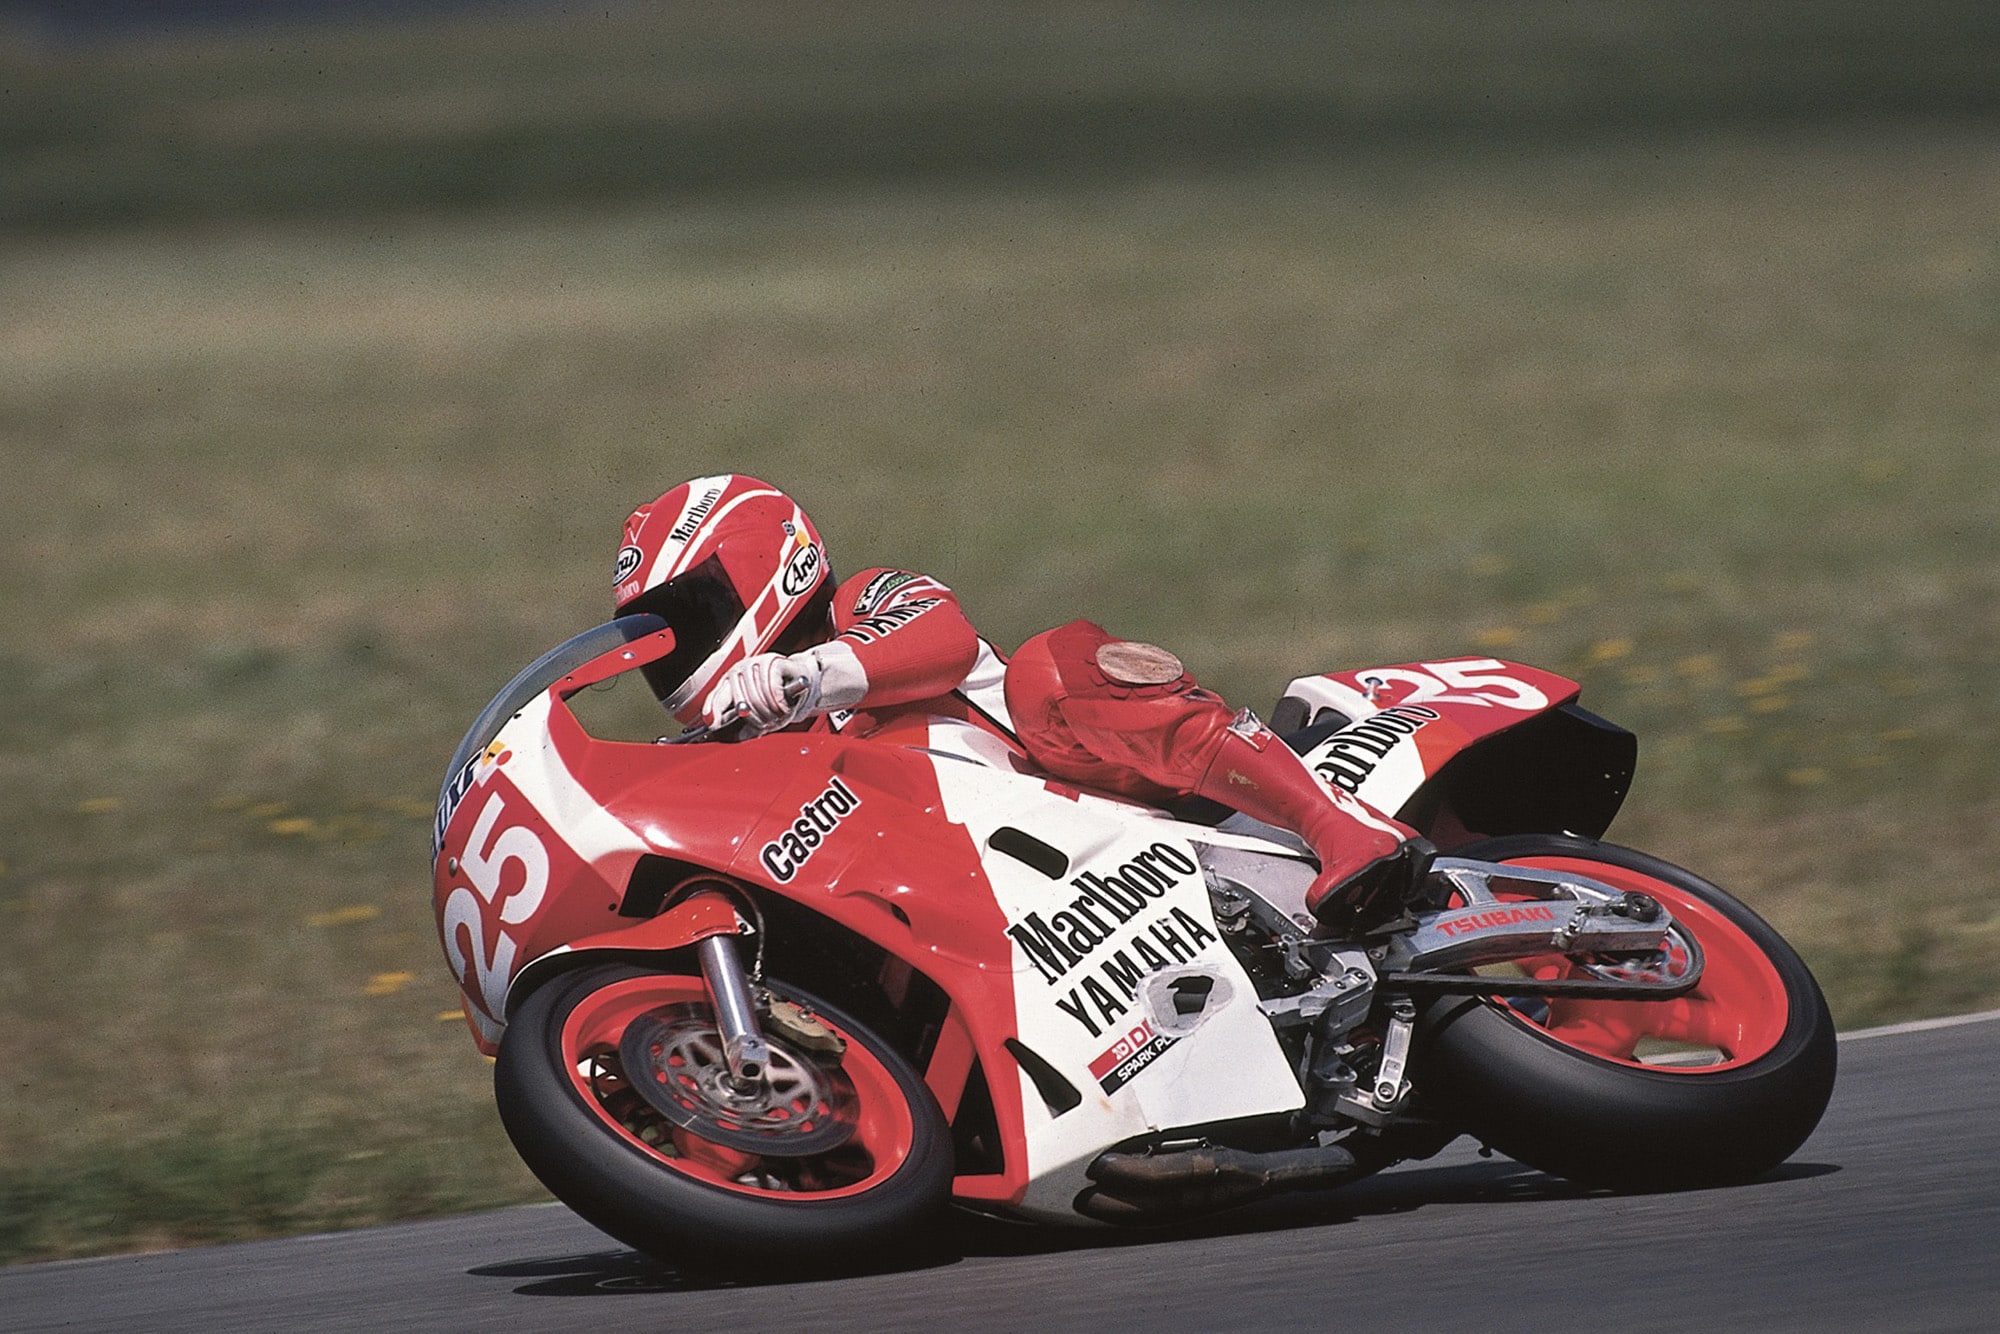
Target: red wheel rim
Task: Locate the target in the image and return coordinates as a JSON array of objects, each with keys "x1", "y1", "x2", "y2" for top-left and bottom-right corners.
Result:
[
  {"x1": 559, "y1": 975, "x2": 917, "y2": 1199},
  {"x1": 1475, "y1": 856, "x2": 1791, "y2": 1072}
]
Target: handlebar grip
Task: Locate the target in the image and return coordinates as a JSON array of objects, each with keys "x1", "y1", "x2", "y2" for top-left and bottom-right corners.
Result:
[
  {"x1": 663, "y1": 668, "x2": 807, "y2": 745},
  {"x1": 664, "y1": 704, "x2": 746, "y2": 746}
]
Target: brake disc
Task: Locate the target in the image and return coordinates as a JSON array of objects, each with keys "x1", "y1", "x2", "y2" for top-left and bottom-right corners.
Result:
[{"x1": 617, "y1": 1003, "x2": 859, "y2": 1155}]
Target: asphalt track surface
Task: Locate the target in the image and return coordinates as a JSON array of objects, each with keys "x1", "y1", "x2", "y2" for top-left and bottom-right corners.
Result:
[{"x1": 8, "y1": 1012, "x2": 1999, "y2": 1334}]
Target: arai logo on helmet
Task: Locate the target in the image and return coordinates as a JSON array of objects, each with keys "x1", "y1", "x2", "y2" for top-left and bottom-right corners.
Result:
[
  {"x1": 613, "y1": 545, "x2": 644, "y2": 586},
  {"x1": 781, "y1": 541, "x2": 823, "y2": 596}
]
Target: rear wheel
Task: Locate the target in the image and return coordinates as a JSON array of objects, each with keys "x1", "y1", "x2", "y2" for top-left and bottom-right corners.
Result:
[
  {"x1": 1413, "y1": 835, "x2": 1835, "y2": 1191},
  {"x1": 495, "y1": 963, "x2": 952, "y2": 1270}
]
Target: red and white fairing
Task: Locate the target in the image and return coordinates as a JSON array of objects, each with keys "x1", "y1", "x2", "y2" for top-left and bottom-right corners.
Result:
[
  {"x1": 924, "y1": 760, "x2": 1307, "y2": 1220},
  {"x1": 432, "y1": 689, "x2": 653, "y2": 1049},
  {"x1": 433, "y1": 645, "x2": 1320, "y2": 1217},
  {"x1": 432, "y1": 630, "x2": 1591, "y2": 1221},
  {"x1": 1278, "y1": 658, "x2": 1582, "y2": 816}
]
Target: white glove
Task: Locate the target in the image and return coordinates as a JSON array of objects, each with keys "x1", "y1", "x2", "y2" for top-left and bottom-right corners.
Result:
[{"x1": 703, "y1": 651, "x2": 825, "y2": 736}]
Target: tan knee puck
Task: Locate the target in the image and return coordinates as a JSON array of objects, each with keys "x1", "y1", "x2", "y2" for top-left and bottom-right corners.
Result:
[{"x1": 1094, "y1": 640, "x2": 1185, "y2": 686}]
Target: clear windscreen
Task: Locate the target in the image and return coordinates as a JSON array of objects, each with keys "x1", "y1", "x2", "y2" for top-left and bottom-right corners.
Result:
[{"x1": 438, "y1": 614, "x2": 670, "y2": 796}]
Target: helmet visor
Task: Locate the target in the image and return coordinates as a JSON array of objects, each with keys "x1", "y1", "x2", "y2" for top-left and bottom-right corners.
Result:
[{"x1": 615, "y1": 554, "x2": 746, "y2": 705}]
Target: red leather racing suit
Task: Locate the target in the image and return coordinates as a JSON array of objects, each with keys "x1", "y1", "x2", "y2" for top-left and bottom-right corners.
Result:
[{"x1": 810, "y1": 567, "x2": 1420, "y2": 916}]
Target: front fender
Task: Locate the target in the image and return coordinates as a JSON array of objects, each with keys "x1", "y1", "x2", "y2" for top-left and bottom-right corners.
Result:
[{"x1": 505, "y1": 889, "x2": 744, "y2": 1018}]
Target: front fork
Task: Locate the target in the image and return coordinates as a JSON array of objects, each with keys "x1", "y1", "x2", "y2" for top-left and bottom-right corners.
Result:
[{"x1": 696, "y1": 931, "x2": 771, "y2": 1090}]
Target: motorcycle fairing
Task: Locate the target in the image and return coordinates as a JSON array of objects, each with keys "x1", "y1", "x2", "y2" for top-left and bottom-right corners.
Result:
[
  {"x1": 1278, "y1": 657, "x2": 1584, "y2": 819},
  {"x1": 925, "y1": 748, "x2": 1306, "y2": 1221},
  {"x1": 434, "y1": 641, "x2": 1309, "y2": 1216},
  {"x1": 432, "y1": 690, "x2": 647, "y2": 1049},
  {"x1": 652, "y1": 728, "x2": 1309, "y2": 1219},
  {"x1": 437, "y1": 638, "x2": 1589, "y2": 1218}
]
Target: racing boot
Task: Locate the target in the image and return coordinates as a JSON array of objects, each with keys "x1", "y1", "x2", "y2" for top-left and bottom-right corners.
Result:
[{"x1": 1193, "y1": 714, "x2": 1435, "y2": 931}]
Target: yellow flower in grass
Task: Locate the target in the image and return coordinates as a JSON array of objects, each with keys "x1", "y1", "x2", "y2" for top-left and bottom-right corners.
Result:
[
  {"x1": 365, "y1": 971, "x2": 415, "y2": 996},
  {"x1": 1586, "y1": 638, "x2": 1634, "y2": 666},
  {"x1": 1735, "y1": 666, "x2": 1806, "y2": 699},
  {"x1": 309, "y1": 904, "x2": 381, "y2": 928},
  {"x1": 77, "y1": 797, "x2": 123, "y2": 814},
  {"x1": 1786, "y1": 767, "x2": 1830, "y2": 786},
  {"x1": 268, "y1": 817, "x2": 317, "y2": 836},
  {"x1": 1472, "y1": 626, "x2": 1522, "y2": 649},
  {"x1": 436, "y1": 1008, "x2": 465, "y2": 1023},
  {"x1": 1749, "y1": 695, "x2": 1791, "y2": 714}
]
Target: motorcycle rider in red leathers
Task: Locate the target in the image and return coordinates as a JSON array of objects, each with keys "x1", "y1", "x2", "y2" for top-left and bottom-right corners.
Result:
[{"x1": 612, "y1": 474, "x2": 1431, "y2": 922}]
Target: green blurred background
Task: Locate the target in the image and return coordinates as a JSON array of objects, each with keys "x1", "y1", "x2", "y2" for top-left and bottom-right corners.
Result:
[{"x1": 2, "y1": 0, "x2": 1996, "y2": 1262}]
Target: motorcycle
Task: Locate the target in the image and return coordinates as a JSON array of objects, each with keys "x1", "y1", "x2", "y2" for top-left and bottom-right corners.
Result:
[{"x1": 431, "y1": 615, "x2": 1835, "y2": 1268}]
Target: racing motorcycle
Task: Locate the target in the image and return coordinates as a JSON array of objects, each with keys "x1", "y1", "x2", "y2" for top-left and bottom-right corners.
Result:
[{"x1": 431, "y1": 616, "x2": 1835, "y2": 1269}]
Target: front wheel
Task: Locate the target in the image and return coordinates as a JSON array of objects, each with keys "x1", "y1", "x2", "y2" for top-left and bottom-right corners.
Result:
[
  {"x1": 494, "y1": 962, "x2": 952, "y2": 1270},
  {"x1": 1412, "y1": 835, "x2": 1836, "y2": 1192}
]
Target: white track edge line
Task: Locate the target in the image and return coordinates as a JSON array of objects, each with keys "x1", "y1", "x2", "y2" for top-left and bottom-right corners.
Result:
[{"x1": 1838, "y1": 1007, "x2": 2000, "y2": 1042}]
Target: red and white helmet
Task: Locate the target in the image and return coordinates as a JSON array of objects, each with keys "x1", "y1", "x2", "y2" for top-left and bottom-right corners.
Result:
[{"x1": 612, "y1": 475, "x2": 833, "y2": 721}]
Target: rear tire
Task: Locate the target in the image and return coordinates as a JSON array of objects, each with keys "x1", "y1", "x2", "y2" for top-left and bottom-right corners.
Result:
[
  {"x1": 1413, "y1": 835, "x2": 1835, "y2": 1191},
  {"x1": 495, "y1": 963, "x2": 952, "y2": 1272}
]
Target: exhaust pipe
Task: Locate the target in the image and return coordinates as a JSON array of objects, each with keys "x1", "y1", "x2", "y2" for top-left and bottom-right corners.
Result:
[{"x1": 1077, "y1": 1142, "x2": 1358, "y2": 1222}]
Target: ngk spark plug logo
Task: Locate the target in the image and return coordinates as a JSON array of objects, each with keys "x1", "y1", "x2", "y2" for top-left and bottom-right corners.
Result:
[{"x1": 1088, "y1": 1020, "x2": 1175, "y2": 1095}]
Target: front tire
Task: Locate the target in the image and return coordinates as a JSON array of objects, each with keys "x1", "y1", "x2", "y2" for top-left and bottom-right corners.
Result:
[
  {"x1": 1413, "y1": 835, "x2": 1835, "y2": 1192},
  {"x1": 495, "y1": 963, "x2": 952, "y2": 1271}
]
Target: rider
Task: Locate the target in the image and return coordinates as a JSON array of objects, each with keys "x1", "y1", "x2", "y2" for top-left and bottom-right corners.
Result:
[{"x1": 611, "y1": 473, "x2": 1431, "y2": 923}]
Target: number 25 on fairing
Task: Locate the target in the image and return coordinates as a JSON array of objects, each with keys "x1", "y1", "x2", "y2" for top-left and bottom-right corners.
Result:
[
  {"x1": 440, "y1": 790, "x2": 551, "y2": 1028},
  {"x1": 1360, "y1": 659, "x2": 1551, "y2": 710}
]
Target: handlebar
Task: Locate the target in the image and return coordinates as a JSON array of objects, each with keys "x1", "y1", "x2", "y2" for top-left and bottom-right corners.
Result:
[{"x1": 661, "y1": 676, "x2": 809, "y2": 746}]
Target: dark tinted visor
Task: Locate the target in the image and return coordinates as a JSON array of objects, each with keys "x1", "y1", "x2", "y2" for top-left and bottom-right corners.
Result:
[{"x1": 616, "y1": 554, "x2": 746, "y2": 703}]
